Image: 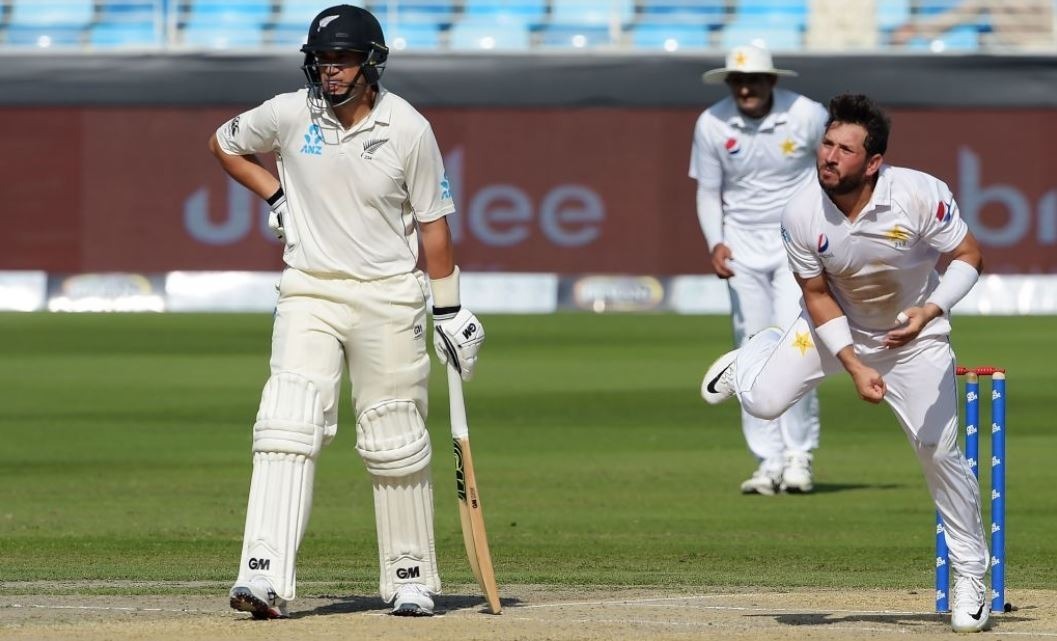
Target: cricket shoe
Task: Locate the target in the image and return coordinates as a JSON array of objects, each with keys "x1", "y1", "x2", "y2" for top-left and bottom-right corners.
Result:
[
  {"x1": 229, "y1": 578, "x2": 288, "y2": 619},
  {"x1": 780, "y1": 451, "x2": 814, "y2": 493},
  {"x1": 951, "y1": 574, "x2": 990, "y2": 632},
  {"x1": 391, "y1": 583, "x2": 435, "y2": 617},
  {"x1": 701, "y1": 348, "x2": 738, "y2": 404},
  {"x1": 739, "y1": 460, "x2": 783, "y2": 496}
]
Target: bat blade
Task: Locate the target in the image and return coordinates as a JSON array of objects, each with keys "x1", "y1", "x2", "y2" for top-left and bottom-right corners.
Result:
[
  {"x1": 449, "y1": 369, "x2": 502, "y2": 614},
  {"x1": 454, "y1": 436, "x2": 501, "y2": 613}
]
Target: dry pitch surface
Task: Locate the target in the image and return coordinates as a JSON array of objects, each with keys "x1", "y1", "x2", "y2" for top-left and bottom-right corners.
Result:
[{"x1": 2, "y1": 584, "x2": 1055, "y2": 640}]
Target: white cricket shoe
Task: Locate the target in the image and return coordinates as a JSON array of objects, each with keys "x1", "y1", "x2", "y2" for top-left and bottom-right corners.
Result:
[
  {"x1": 701, "y1": 348, "x2": 738, "y2": 404},
  {"x1": 229, "y1": 578, "x2": 288, "y2": 619},
  {"x1": 739, "y1": 460, "x2": 783, "y2": 495},
  {"x1": 780, "y1": 451, "x2": 814, "y2": 493},
  {"x1": 391, "y1": 583, "x2": 435, "y2": 617},
  {"x1": 951, "y1": 574, "x2": 990, "y2": 632}
]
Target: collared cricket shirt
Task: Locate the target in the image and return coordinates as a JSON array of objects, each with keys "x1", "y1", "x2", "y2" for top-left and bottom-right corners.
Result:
[
  {"x1": 215, "y1": 88, "x2": 454, "y2": 280},
  {"x1": 781, "y1": 165, "x2": 968, "y2": 341},
  {"x1": 690, "y1": 88, "x2": 828, "y2": 231}
]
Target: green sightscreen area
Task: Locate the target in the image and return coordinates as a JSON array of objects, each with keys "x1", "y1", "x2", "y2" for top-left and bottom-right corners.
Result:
[{"x1": 1, "y1": 313, "x2": 1052, "y2": 597}]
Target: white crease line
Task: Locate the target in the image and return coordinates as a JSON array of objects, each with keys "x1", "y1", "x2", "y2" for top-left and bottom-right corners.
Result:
[
  {"x1": 516, "y1": 594, "x2": 936, "y2": 617},
  {"x1": 3, "y1": 604, "x2": 233, "y2": 615}
]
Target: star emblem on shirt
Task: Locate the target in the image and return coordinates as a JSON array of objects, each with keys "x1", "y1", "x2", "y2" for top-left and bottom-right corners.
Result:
[
  {"x1": 780, "y1": 138, "x2": 797, "y2": 156},
  {"x1": 792, "y1": 331, "x2": 814, "y2": 356},
  {"x1": 885, "y1": 226, "x2": 912, "y2": 247}
]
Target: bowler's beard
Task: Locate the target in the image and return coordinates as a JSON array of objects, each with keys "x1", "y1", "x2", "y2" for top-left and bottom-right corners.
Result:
[{"x1": 818, "y1": 164, "x2": 867, "y2": 196}]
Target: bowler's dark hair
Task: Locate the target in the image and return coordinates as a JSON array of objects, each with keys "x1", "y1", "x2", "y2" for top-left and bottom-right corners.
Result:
[{"x1": 826, "y1": 94, "x2": 890, "y2": 157}]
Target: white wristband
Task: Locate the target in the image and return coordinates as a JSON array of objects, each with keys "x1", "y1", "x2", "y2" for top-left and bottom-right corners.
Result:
[
  {"x1": 925, "y1": 259, "x2": 979, "y2": 315},
  {"x1": 430, "y1": 265, "x2": 461, "y2": 310},
  {"x1": 815, "y1": 316, "x2": 854, "y2": 356}
]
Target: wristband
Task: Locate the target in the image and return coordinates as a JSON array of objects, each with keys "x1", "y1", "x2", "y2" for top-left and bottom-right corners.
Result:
[
  {"x1": 266, "y1": 186, "x2": 284, "y2": 206},
  {"x1": 430, "y1": 266, "x2": 461, "y2": 315},
  {"x1": 925, "y1": 260, "x2": 979, "y2": 315},
  {"x1": 815, "y1": 316, "x2": 854, "y2": 356}
]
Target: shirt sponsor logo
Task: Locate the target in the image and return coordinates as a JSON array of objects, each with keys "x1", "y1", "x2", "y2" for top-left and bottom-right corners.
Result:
[
  {"x1": 228, "y1": 116, "x2": 240, "y2": 137},
  {"x1": 817, "y1": 233, "x2": 830, "y2": 253},
  {"x1": 936, "y1": 198, "x2": 953, "y2": 225},
  {"x1": 300, "y1": 124, "x2": 324, "y2": 156},
  {"x1": 724, "y1": 137, "x2": 741, "y2": 156},
  {"x1": 440, "y1": 173, "x2": 451, "y2": 201},
  {"x1": 780, "y1": 225, "x2": 791, "y2": 243}
]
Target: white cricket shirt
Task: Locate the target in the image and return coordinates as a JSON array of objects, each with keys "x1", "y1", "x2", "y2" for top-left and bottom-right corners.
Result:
[
  {"x1": 690, "y1": 88, "x2": 828, "y2": 232},
  {"x1": 781, "y1": 165, "x2": 969, "y2": 342},
  {"x1": 215, "y1": 88, "x2": 454, "y2": 280}
]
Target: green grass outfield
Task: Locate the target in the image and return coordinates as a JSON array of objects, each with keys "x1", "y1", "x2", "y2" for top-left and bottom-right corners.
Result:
[{"x1": 1, "y1": 312, "x2": 1053, "y2": 596}]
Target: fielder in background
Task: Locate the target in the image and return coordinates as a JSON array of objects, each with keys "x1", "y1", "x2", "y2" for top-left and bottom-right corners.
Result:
[
  {"x1": 701, "y1": 94, "x2": 991, "y2": 633},
  {"x1": 691, "y1": 44, "x2": 827, "y2": 495},
  {"x1": 207, "y1": 4, "x2": 484, "y2": 619}
]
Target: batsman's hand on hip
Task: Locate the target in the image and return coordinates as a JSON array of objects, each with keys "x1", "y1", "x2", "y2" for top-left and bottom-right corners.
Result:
[
  {"x1": 268, "y1": 195, "x2": 288, "y2": 242},
  {"x1": 433, "y1": 307, "x2": 485, "y2": 381}
]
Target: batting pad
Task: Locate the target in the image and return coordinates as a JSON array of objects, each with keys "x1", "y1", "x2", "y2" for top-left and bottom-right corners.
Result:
[
  {"x1": 356, "y1": 400, "x2": 440, "y2": 600},
  {"x1": 237, "y1": 372, "x2": 325, "y2": 601}
]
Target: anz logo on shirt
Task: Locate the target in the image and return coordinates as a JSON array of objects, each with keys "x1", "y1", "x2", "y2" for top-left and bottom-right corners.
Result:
[
  {"x1": 300, "y1": 124, "x2": 324, "y2": 156},
  {"x1": 440, "y1": 173, "x2": 451, "y2": 201}
]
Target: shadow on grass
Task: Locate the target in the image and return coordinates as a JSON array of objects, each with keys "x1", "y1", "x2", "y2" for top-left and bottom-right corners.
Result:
[
  {"x1": 755, "y1": 612, "x2": 1030, "y2": 630},
  {"x1": 294, "y1": 593, "x2": 519, "y2": 618},
  {"x1": 807, "y1": 483, "x2": 905, "y2": 494}
]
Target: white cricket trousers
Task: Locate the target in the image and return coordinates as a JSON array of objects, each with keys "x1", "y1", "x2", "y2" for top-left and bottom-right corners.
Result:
[
  {"x1": 271, "y1": 268, "x2": 432, "y2": 431},
  {"x1": 727, "y1": 257, "x2": 820, "y2": 463},
  {"x1": 733, "y1": 312, "x2": 989, "y2": 579}
]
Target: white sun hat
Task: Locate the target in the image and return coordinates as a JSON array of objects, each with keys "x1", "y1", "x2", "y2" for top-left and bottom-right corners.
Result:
[{"x1": 702, "y1": 43, "x2": 798, "y2": 84}]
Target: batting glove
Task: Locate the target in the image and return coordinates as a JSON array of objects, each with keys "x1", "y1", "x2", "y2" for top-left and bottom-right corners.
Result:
[
  {"x1": 433, "y1": 307, "x2": 485, "y2": 381},
  {"x1": 267, "y1": 187, "x2": 287, "y2": 243}
]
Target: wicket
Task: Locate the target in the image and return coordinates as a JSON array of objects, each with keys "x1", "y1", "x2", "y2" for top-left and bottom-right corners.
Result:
[{"x1": 934, "y1": 366, "x2": 1007, "y2": 613}]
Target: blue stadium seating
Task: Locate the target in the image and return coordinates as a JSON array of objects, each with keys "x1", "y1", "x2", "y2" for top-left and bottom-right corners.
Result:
[
  {"x1": 5, "y1": 27, "x2": 85, "y2": 46},
  {"x1": 463, "y1": 0, "x2": 547, "y2": 26},
  {"x1": 538, "y1": 24, "x2": 613, "y2": 48},
  {"x1": 876, "y1": 0, "x2": 911, "y2": 32},
  {"x1": 916, "y1": 0, "x2": 964, "y2": 16},
  {"x1": 89, "y1": 22, "x2": 162, "y2": 47},
  {"x1": 368, "y1": 1, "x2": 456, "y2": 26},
  {"x1": 8, "y1": 0, "x2": 95, "y2": 28},
  {"x1": 720, "y1": 19, "x2": 803, "y2": 50},
  {"x1": 182, "y1": 0, "x2": 271, "y2": 48},
  {"x1": 638, "y1": 0, "x2": 728, "y2": 28},
  {"x1": 182, "y1": 25, "x2": 265, "y2": 48},
  {"x1": 735, "y1": 0, "x2": 808, "y2": 30},
  {"x1": 631, "y1": 23, "x2": 709, "y2": 50},
  {"x1": 93, "y1": 2, "x2": 162, "y2": 48},
  {"x1": 550, "y1": 0, "x2": 635, "y2": 26},
  {"x1": 385, "y1": 23, "x2": 444, "y2": 49},
  {"x1": 186, "y1": 0, "x2": 273, "y2": 26},
  {"x1": 903, "y1": 24, "x2": 981, "y2": 51},
  {"x1": 275, "y1": 0, "x2": 366, "y2": 27},
  {"x1": 449, "y1": 19, "x2": 531, "y2": 50}
]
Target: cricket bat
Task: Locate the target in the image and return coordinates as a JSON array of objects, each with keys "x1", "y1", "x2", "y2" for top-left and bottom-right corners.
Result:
[{"x1": 447, "y1": 366, "x2": 502, "y2": 614}]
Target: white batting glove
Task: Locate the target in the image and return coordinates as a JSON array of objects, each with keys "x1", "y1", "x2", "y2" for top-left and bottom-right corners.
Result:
[
  {"x1": 267, "y1": 188, "x2": 287, "y2": 242},
  {"x1": 433, "y1": 307, "x2": 485, "y2": 381}
]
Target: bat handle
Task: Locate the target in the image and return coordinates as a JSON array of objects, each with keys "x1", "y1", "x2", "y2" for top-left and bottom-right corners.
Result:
[{"x1": 447, "y1": 365, "x2": 469, "y2": 439}]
